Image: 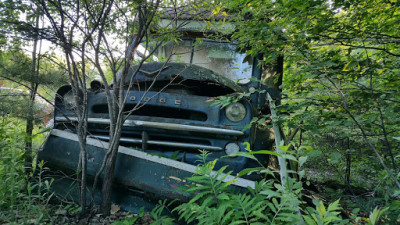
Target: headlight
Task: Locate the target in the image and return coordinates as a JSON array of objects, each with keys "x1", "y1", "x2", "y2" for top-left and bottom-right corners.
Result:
[
  {"x1": 63, "y1": 90, "x2": 76, "y2": 110},
  {"x1": 225, "y1": 102, "x2": 246, "y2": 122},
  {"x1": 225, "y1": 142, "x2": 240, "y2": 155}
]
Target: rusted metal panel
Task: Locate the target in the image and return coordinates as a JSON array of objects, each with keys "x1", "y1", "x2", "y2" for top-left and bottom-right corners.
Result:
[
  {"x1": 38, "y1": 129, "x2": 254, "y2": 211},
  {"x1": 38, "y1": 129, "x2": 255, "y2": 211}
]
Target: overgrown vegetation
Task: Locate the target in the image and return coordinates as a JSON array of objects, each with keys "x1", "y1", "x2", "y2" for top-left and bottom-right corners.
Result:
[
  {"x1": 0, "y1": 118, "x2": 54, "y2": 224},
  {"x1": 0, "y1": 0, "x2": 399, "y2": 224},
  {"x1": 113, "y1": 148, "x2": 398, "y2": 224},
  {"x1": 172, "y1": 151, "x2": 303, "y2": 224},
  {"x1": 217, "y1": 0, "x2": 400, "y2": 222}
]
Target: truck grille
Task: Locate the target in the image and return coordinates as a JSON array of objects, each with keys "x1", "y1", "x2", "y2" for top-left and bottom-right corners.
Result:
[
  {"x1": 55, "y1": 117, "x2": 244, "y2": 152},
  {"x1": 92, "y1": 104, "x2": 208, "y2": 121}
]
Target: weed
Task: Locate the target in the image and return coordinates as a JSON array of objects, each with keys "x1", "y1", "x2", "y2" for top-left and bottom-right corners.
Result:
[{"x1": 0, "y1": 118, "x2": 54, "y2": 224}]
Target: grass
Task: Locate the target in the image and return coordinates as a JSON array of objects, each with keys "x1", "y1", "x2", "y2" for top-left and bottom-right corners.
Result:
[{"x1": 0, "y1": 117, "x2": 55, "y2": 224}]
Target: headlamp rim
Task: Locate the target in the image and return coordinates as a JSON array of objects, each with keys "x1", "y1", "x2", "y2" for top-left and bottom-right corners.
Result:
[{"x1": 225, "y1": 102, "x2": 247, "y2": 122}]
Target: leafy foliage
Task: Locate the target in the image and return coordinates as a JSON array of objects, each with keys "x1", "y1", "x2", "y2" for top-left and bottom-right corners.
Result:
[
  {"x1": 166, "y1": 148, "x2": 396, "y2": 224},
  {"x1": 209, "y1": 0, "x2": 400, "y2": 216},
  {"x1": 173, "y1": 151, "x2": 302, "y2": 224},
  {"x1": 0, "y1": 50, "x2": 67, "y2": 121},
  {"x1": 303, "y1": 200, "x2": 347, "y2": 225}
]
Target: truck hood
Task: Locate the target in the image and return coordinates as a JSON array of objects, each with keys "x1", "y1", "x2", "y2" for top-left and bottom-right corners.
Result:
[{"x1": 120, "y1": 62, "x2": 244, "y2": 96}]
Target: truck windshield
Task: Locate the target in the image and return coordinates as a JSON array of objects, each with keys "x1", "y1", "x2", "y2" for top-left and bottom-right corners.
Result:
[{"x1": 151, "y1": 39, "x2": 253, "y2": 84}]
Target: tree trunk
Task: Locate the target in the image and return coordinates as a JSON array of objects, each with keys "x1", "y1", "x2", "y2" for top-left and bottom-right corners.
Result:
[
  {"x1": 100, "y1": 129, "x2": 122, "y2": 215},
  {"x1": 345, "y1": 138, "x2": 351, "y2": 188},
  {"x1": 77, "y1": 119, "x2": 88, "y2": 215},
  {"x1": 24, "y1": 13, "x2": 40, "y2": 175}
]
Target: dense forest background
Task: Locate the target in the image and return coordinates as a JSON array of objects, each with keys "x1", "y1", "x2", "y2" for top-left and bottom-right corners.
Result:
[{"x1": 0, "y1": 0, "x2": 399, "y2": 224}]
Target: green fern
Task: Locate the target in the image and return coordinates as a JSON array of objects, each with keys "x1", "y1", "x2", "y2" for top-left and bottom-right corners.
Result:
[
  {"x1": 173, "y1": 153, "x2": 233, "y2": 223},
  {"x1": 302, "y1": 200, "x2": 343, "y2": 225},
  {"x1": 149, "y1": 200, "x2": 175, "y2": 225},
  {"x1": 173, "y1": 151, "x2": 302, "y2": 224}
]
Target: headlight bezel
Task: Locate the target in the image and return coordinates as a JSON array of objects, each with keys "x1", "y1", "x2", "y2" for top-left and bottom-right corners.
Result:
[
  {"x1": 225, "y1": 142, "x2": 240, "y2": 155},
  {"x1": 225, "y1": 102, "x2": 247, "y2": 122}
]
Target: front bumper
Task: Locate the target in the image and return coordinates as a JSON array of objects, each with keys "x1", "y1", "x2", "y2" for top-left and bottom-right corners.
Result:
[
  {"x1": 56, "y1": 117, "x2": 244, "y2": 136},
  {"x1": 56, "y1": 117, "x2": 245, "y2": 152},
  {"x1": 39, "y1": 129, "x2": 255, "y2": 212}
]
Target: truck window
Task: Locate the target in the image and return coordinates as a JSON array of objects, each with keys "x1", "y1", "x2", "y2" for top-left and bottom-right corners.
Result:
[{"x1": 152, "y1": 38, "x2": 253, "y2": 84}]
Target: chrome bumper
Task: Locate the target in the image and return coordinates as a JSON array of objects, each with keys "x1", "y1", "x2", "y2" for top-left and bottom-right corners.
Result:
[
  {"x1": 55, "y1": 117, "x2": 244, "y2": 136},
  {"x1": 90, "y1": 134, "x2": 222, "y2": 151},
  {"x1": 45, "y1": 129, "x2": 255, "y2": 189}
]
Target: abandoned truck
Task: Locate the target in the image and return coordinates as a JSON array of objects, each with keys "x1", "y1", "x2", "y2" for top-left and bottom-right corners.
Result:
[{"x1": 38, "y1": 16, "x2": 281, "y2": 211}]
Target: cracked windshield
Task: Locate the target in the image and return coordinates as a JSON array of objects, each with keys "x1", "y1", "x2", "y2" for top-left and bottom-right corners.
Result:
[{"x1": 152, "y1": 39, "x2": 253, "y2": 84}]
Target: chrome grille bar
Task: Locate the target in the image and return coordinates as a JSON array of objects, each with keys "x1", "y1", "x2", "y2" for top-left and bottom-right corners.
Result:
[
  {"x1": 90, "y1": 135, "x2": 223, "y2": 151},
  {"x1": 56, "y1": 117, "x2": 244, "y2": 136}
]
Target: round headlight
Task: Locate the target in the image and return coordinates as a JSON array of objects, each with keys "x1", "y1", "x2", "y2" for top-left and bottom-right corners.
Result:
[
  {"x1": 225, "y1": 142, "x2": 240, "y2": 155},
  {"x1": 225, "y1": 102, "x2": 246, "y2": 122},
  {"x1": 63, "y1": 90, "x2": 76, "y2": 110}
]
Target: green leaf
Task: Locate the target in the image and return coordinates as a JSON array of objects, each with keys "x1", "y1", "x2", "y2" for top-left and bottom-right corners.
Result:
[
  {"x1": 242, "y1": 142, "x2": 251, "y2": 151},
  {"x1": 377, "y1": 68, "x2": 387, "y2": 75},
  {"x1": 260, "y1": 189, "x2": 280, "y2": 198},
  {"x1": 352, "y1": 208, "x2": 360, "y2": 214},
  {"x1": 303, "y1": 215, "x2": 317, "y2": 225},
  {"x1": 327, "y1": 199, "x2": 341, "y2": 212},
  {"x1": 277, "y1": 144, "x2": 292, "y2": 153},
  {"x1": 237, "y1": 167, "x2": 262, "y2": 177},
  {"x1": 249, "y1": 150, "x2": 282, "y2": 157},
  {"x1": 329, "y1": 152, "x2": 342, "y2": 163},
  {"x1": 227, "y1": 152, "x2": 258, "y2": 161},
  {"x1": 283, "y1": 154, "x2": 297, "y2": 161},
  {"x1": 299, "y1": 156, "x2": 308, "y2": 168},
  {"x1": 343, "y1": 61, "x2": 358, "y2": 71},
  {"x1": 217, "y1": 193, "x2": 230, "y2": 200},
  {"x1": 369, "y1": 207, "x2": 388, "y2": 225}
]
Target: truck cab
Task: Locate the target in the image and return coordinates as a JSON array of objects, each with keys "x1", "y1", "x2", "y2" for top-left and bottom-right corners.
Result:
[
  {"x1": 55, "y1": 36, "x2": 278, "y2": 173},
  {"x1": 39, "y1": 13, "x2": 281, "y2": 210}
]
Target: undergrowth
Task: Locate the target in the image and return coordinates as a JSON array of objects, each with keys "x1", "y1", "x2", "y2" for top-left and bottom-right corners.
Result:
[
  {"x1": 171, "y1": 150, "x2": 351, "y2": 225},
  {"x1": 116, "y1": 149, "x2": 399, "y2": 225},
  {"x1": 0, "y1": 118, "x2": 54, "y2": 224},
  {"x1": 172, "y1": 151, "x2": 301, "y2": 224}
]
